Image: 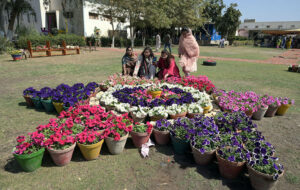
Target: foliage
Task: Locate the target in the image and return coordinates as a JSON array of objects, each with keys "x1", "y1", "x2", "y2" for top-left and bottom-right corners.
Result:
[
  {"x1": 0, "y1": 36, "x2": 13, "y2": 54},
  {"x1": 133, "y1": 122, "x2": 153, "y2": 134}
]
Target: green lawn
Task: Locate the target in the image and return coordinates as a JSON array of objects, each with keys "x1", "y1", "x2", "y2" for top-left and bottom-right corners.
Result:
[
  {"x1": 139, "y1": 45, "x2": 285, "y2": 60},
  {"x1": 0, "y1": 47, "x2": 299, "y2": 190}
]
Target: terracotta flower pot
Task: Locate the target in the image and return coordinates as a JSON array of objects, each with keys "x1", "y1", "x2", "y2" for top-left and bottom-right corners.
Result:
[
  {"x1": 130, "y1": 130, "x2": 152, "y2": 148},
  {"x1": 252, "y1": 106, "x2": 268, "y2": 120},
  {"x1": 203, "y1": 106, "x2": 212, "y2": 114},
  {"x1": 264, "y1": 105, "x2": 279, "y2": 117},
  {"x1": 148, "y1": 91, "x2": 162, "y2": 98},
  {"x1": 170, "y1": 111, "x2": 187, "y2": 120},
  {"x1": 77, "y1": 140, "x2": 104, "y2": 160},
  {"x1": 105, "y1": 105, "x2": 115, "y2": 112},
  {"x1": 13, "y1": 148, "x2": 45, "y2": 172},
  {"x1": 153, "y1": 129, "x2": 170, "y2": 145},
  {"x1": 216, "y1": 151, "x2": 245, "y2": 179},
  {"x1": 23, "y1": 95, "x2": 34, "y2": 107},
  {"x1": 187, "y1": 112, "x2": 201, "y2": 119},
  {"x1": 247, "y1": 164, "x2": 284, "y2": 190},
  {"x1": 52, "y1": 102, "x2": 64, "y2": 114},
  {"x1": 105, "y1": 133, "x2": 128, "y2": 155},
  {"x1": 47, "y1": 143, "x2": 76, "y2": 166},
  {"x1": 150, "y1": 115, "x2": 167, "y2": 121},
  {"x1": 276, "y1": 104, "x2": 291, "y2": 116},
  {"x1": 170, "y1": 135, "x2": 189, "y2": 154},
  {"x1": 130, "y1": 112, "x2": 146, "y2": 123},
  {"x1": 245, "y1": 110, "x2": 254, "y2": 118},
  {"x1": 191, "y1": 144, "x2": 215, "y2": 165}
]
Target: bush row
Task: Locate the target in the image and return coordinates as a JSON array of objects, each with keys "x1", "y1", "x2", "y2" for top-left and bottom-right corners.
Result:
[
  {"x1": 86, "y1": 37, "x2": 156, "y2": 47},
  {"x1": 16, "y1": 34, "x2": 86, "y2": 49},
  {"x1": 232, "y1": 40, "x2": 254, "y2": 46}
]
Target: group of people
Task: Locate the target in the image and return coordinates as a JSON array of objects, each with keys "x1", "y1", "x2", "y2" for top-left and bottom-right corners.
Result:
[
  {"x1": 276, "y1": 36, "x2": 294, "y2": 49},
  {"x1": 121, "y1": 27, "x2": 199, "y2": 80}
]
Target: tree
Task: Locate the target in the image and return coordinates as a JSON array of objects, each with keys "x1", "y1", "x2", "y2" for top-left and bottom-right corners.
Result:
[
  {"x1": 96, "y1": 0, "x2": 125, "y2": 48},
  {"x1": 216, "y1": 3, "x2": 241, "y2": 39},
  {"x1": 5, "y1": 0, "x2": 35, "y2": 39}
]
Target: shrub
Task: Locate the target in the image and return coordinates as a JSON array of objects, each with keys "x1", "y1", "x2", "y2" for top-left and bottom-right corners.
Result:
[
  {"x1": 0, "y1": 36, "x2": 13, "y2": 54},
  {"x1": 232, "y1": 40, "x2": 254, "y2": 46}
]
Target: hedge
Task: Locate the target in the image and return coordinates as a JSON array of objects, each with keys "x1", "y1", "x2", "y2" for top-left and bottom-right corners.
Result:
[
  {"x1": 16, "y1": 34, "x2": 86, "y2": 49},
  {"x1": 85, "y1": 37, "x2": 156, "y2": 47},
  {"x1": 232, "y1": 40, "x2": 254, "y2": 46}
]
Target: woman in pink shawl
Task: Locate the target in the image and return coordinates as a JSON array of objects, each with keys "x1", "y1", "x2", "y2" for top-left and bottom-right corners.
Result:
[{"x1": 178, "y1": 27, "x2": 199, "y2": 76}]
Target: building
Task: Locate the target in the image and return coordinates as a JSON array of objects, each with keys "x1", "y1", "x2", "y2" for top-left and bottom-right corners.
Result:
[
  {"x1": 1, "y1": 0, "x2": 129, "y2": 37},
  {"x1": 238, "y1": 19, "x2": 300, "y2": 38}
]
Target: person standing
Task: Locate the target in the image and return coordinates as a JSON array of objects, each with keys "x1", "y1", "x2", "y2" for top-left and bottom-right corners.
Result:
[
  {"x1": 155, "y1": 33, "x2": 161, "y2": 52},
  {"x1": 133, "y1": 47, "x2": 157, "y2": 79},
  {"x1": 286, "y1": 37, "x2": 292, "y2": 49},
  {"x1": 276, "y1": 37, "x2": 282, "y2": 48},
  {"x1": 178, "y1": 27, "x2": 199, "y2": 77},
  {"x1": 281, "y1": 36, "x2": 287, "y2": 49},
  {"x1": 163, "y1": 33, "x2": 172, "y2": 54}
]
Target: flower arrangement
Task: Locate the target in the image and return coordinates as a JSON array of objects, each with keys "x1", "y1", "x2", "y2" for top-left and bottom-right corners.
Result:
[
  {"x1": 44, "y1": 131, "x2": 75, "y2": 150},
  {"x1": 13, "y1": 133, "x2": 45, "y2": 155},
  {"x1": 23, "y1": 87, "x2": 36, "y2": 97},
  {"x1": 76, "y1": 131, "x2": 103, "y2": 145},
  {"x1": 167, "y1": 104, "x2": 187, "y2": 115},
  {"x1": 188, "y1": 103, "x2": 204, "y2": 114},
  {"x1": 170, "y1": 118, "x2": 193, "y2": 140},
  {"x1": 191, "y1": 116, "x2": 219, "y2": 136},
  {"x1": 132, "y1": 122, "x2": 153, "y2": 134},
  {"x1": 190, "y1": 135, "x2": 219, "y2": 154},
  {"x1": 278, "y1": 97, "x2": 295, "y2": 105},
  {"x1": 149, "y1": 106, "x2": 168, "y2": 118},
  {"x1": 130, "y1": 106, "x2": 149, "y2": 118},
  {"x1": 40, "y1": 87, "x2": 52, "y2": 100},
  {"x1": 217, "y1": 145, "x2": 245, "y2": 163},
  {"x1": 154, "y1": 119, "x2": 172, "y2": 131},
  {"x1": 106, "y1": 115, "x2": 133, "y2": 141},
  {"x1": 245, "y1": 139, "x2": 275, "y2": 157},
  {"x1": 147, "y1": 85, "x2": 162, "y2": 92}
]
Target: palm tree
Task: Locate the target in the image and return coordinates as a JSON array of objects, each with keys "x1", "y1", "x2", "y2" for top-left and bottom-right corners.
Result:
[{"x1": 6, "y1": 0, "x2": 35, "y2": 39}]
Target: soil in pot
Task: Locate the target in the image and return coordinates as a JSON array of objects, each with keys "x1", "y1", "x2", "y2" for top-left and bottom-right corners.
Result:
[{"x1": 153, "y1": 129, "x2": 170, "y2": 145}]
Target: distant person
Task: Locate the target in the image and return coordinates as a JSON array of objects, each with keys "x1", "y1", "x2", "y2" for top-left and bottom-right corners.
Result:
[
  {"x1": 281, "y1": 36, "x2": 287, "y2": 49},
  {"x1": 155, "y1": 33, "x2": 161, "y2": 52},
  {"x1": 286, "y1": 37, "x2": 292, "y2": 49},
  {"x1": 276, "y1": 37, "x2": 282, "y2": 48},
  {"x1": 133, "y1": 47, "x2": 156, "y2": 79},
  {"x1": 122, "y1": 47, "x2": 137, "y2": 76},
  {"x1": 163, "y1": 33, "x2": 172, "y2": 54},
  {"x1": 156, "y1": 50, "x2": 180, "y2": 80},
  {"x1": 219, "y1": 38, "x2": 225, "y2": 48},
  {"x1": 178, "y1": 27, "x2": 199, "y2": 77}
]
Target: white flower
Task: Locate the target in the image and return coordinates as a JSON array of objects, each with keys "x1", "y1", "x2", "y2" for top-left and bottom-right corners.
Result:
[
  {"x1": 166, "y1": 104, "x2": 187, "y2": 115},
  {"x1": 130, "y1": 106, "x2": 149, "y2": 118},
  {"x1": 149, "y1": 106, "x2": 168, "y2": 117},
  {"x1": 115, "y1": 103, "x2": 130, "y2": 113},
  {"x1": 188, "y1": 103, "x2": 203, "y2": 114}
]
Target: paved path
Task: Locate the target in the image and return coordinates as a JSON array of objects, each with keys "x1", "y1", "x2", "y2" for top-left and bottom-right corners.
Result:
[{"x1": 97, "y1": 47, "x2": 300, "y2": 65}]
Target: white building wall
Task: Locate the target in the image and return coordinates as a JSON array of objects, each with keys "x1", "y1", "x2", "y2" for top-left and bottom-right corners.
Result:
[{"x1": 239, "y1": 21, "x2": 300, "y2": 30}]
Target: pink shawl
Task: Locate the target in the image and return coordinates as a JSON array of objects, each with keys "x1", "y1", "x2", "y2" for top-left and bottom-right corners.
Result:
[{"x1": 178, "y1": 30, "x2": 199, "y2": 72}]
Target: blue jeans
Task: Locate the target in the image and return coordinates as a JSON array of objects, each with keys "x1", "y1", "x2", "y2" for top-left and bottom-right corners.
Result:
[{"x1": 164, "y1": 43, "x2": 171, "y2": 54}]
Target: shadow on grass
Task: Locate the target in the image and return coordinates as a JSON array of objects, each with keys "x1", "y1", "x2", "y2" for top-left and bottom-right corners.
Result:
[
  {"x1": 18, "y1": 102, "x2": 58, "y2": 116},
  {"x1": 4, "y1": 158, "x2": 24, "y2": 174}
]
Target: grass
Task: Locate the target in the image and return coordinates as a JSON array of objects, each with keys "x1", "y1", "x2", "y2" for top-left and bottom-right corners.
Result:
[
  {"x1": 139, "y1": 45, "x2": 285, "y2": 60},
  {"x1": 0, "y1": 46, "x2": 299, "y2": 190}
]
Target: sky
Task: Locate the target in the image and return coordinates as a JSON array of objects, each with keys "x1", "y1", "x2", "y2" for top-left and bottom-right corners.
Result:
[{"x1": 223, "y1": 0, "x2": 300, "y2": 22}]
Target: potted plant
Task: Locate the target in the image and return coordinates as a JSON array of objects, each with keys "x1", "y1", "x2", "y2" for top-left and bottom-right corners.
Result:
[
  {"x1": 170, "y1": 118, "x2": 191, "y2": 154},
  {"x1": 9, "y1": 49, "x2": 22, "y2": 61},
  {"x1": 149, "y1": 106, "x2": 168, "y2": 121},
  {"x1": 153, "y1": 119, "x2": 172, "y2": 145},
  {"x1": 129, "y1": 106, "x2": 149, "y2": 123},
  {"x1": 105, "y1": 115, "x2": 133, "y2": 155},
  {"x1": 216, "y1": 144, "x2": 246, "y2": 179},
  {"x1": 51, "y1": 89, "x2": 64, "y2": 113},
  {"x1": 130, "y1": 122, "x2": 153, "y2": 148},
  {"x1": 167, "y1": 104, "x2": 187, "y2": 119},
  {"x1": 201, "y1": 102, "x2": 213, "y2": 114},
  {"x1": 40, "y1": 87, "x2": 55, "y2": 112},
  {"x1": 190, "y1": 135, "x2": 218, "y2": 165},
  {"x1": 12, "y1": 134, "x2": 45, "y2": 172},
  {"x1": 76, "y1": 131, "x2": 105, "y2": 160},
  {"x1": 245, "y1": 139, "x2": 275, "y2": 157},
  {"x1": 276, "y1": 97, "x2": 294, "y2": 116},
  {"x1": 187, "y1": 103, "x2": 204, "y2": 118},
  {"x1": 115, "y1": 102, "x2": 131, "y2": 114},
  {"x1": 23, "y1": 87, "x2": 35, "y2": 107},
  {"x1": 246, "y1": 152, "x2": 284, "y2": 190},
  {"x1": 45, "y1": 132, "x2": 76, "y2": 166},
  {"x1": 31, "y1": 90, "x2": 43, "y2": 109},
  {"x1": 147, "y1": 85, "x2": 162, "y2": 98},
  {"x1": 264, "y1": 97, "x2": 281, "y2": 117}
]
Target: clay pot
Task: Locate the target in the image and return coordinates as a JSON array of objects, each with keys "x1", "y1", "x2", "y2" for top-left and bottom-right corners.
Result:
[
  {"x1": 245, "y1": 110, "x2": 254, "y2": 118},
  {"x1": 153, "y1": 129, "x2": 170, "y2": 145},
  {"x1": 23, "y1": 95, "x2": 34, "y2": 107},
  {"x1": 130, "y1": 112, "x2": 146, "y2": 123},
  {"x1": 77, "y1": 140, "x2": 104, "y2": 160},
  {"x1": 130, "y1": 130, "x2": 152, "y2": 148},
  {"x1": 191, "y1": 144, "x2": 215, "y2": 165},
  {"x1": 150, "y1": 115, "x2": 167, "y2": 121},
  {"x1": 47, "y1": 143, "x2": 76, "y2": 166},
  {"x1": 252, "y1": 106, "x2": 268, "y2": 120},
  {"x1": 264, "y1": 105, "x2": 279, "y2": 117},
  {"x1": 105, "y1": 105, "x2": 115, "y2": 112},
  {"x1": 170, "y1": 111, "x2": 187, "y2": 120},
  {"x1": 247, "y1": 164, "x2": 284, "y2": 190},
  {"x1": 276, "y1": 104, "x2": 291, "y2": 116},
  {"x1": 187, "y1": 112, "x2": 201, "y2": 119},
  {"x1": 105, "y1": 133, "x2": 128, "y2": 155},
  {"x1": 216, "y1": 151, "x2": 245, "y2": 179}
]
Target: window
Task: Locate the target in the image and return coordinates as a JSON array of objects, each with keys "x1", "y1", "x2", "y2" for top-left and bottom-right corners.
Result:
[
  {"x1": 244, "y1": 26, "x2": 248, "y2": 29},
  {"x1": 266, "y1": 25, "x2": 270, "y2": 28},
  {"x1": 278, "y1": 25, "x2": 283, "y2": 29},
  {"x1": 89, "y1": 12, "x2": 98, "y2": 20},
  {"x1": 255, "y1": 25, "x2": 259, "y2": 29}
]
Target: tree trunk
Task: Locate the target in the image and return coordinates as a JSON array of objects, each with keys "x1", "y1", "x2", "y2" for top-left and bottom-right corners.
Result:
[
  {"x1": 142, "y1": 34, "x2": 145, "y2": 47},
  {"x1": 7, "y1": 10, "x2": 18, "y2": 40},
  {"x1": 0, "y1": 1, "x2": 7, "y2": 36},
  {"x1": 111, "y1": 35, "x2": 115, "y2": 48},
  {"x1": 130, "y1": 26, "x2": 134, "y2": 47}
]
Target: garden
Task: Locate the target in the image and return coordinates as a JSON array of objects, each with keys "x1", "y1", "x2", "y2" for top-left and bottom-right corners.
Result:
[{"x1": 0, "y1": 47, "x2": 299, "y2": 190}]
